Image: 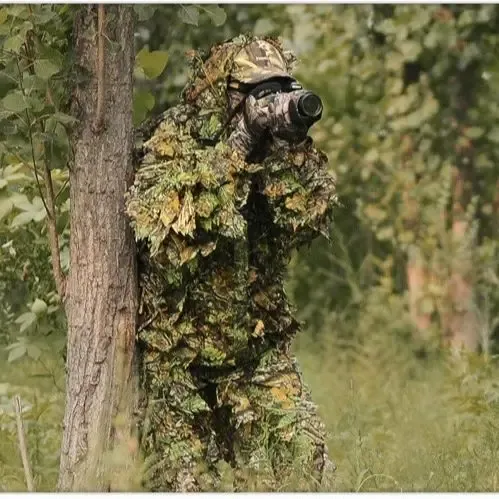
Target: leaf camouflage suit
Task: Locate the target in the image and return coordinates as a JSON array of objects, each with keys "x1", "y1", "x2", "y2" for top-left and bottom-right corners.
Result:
[{"x1": 126, "y1": 35, "x2": 337, "y2": 491}]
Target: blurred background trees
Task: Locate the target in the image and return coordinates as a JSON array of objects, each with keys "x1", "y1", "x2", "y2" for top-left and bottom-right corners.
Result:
[{"x1": 1, "y1": 4, "x2": 499, "y2": 491}]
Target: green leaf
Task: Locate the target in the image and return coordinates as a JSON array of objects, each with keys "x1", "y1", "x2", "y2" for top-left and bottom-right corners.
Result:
[
  {"x1": 377, "y1": 226, "x2": 394, "y2": 241},
  {"x1": 11, "y1": 194, "x2": 31, "y2": 211},
  {"x1": 8, "y1": 345, "x2": 27, "y2": 363},
  {"x1": 19, "y1": 313, "x2": 37, "y2": 333},
  {"x1": 400, "y1": 40, "x2": 421, "y2": 61},
  {"x1": 201, "y1": 5, "x2": 227, "y2": 26},
  {"x1": 15, "y1": 311, "x2": 36, "y2": 325},
  {"x1": 465, "y1": 127, "x2": 484, "y2": 139},
  {"x1": 133, "y1": 90, "x2": 155, "y2": 125},
  {"x1": 2, "y1": 91, "x2": 28, "y2": 112},
  {"x1": 488, "y1": 127, "x2": 499, "y2": 144},
  {"x1": 0, "y1": 8, "x2": 8, "y2": 24},
  {"x1": 134, "y1": 5, "x2": 157, "y2": 21},
  {"x1": 136, "y1": 49, "x2": 169, "y2": 79},
  {"x1": 11, "y1": 211, "x2": 34, "y2": 227},
  {"x1": 7, "y1": 5, "x2": 30, "y2": 19},
  {"x1": 0, "y1": 197, "x2": 13, "y2": 219},
  {"x1": 34, "y1": 59, "x2": 60, "y2": 80},
  {"x1": 3, "y1": 34, "x2": 24, "y2": 54},
  {"x1": 33, "y1": 209, "x2": 46, "y2": 222},
  {"x1": 32, "y1": 7, "x2": 57, "y2": 25},
  {"x1": 178, "y1": 5, "x2": 199, "y2": 26},
  {"x1": 31, "y1": 298, "x2": 48, "y2": 315},
  {"x1": 27, "y1": 344, "x2": 42, "y2": 361}
]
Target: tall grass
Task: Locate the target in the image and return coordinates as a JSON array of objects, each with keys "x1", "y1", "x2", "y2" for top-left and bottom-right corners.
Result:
[{"x1": 1, "y1": 316, "x2": 499, "y2": 491}]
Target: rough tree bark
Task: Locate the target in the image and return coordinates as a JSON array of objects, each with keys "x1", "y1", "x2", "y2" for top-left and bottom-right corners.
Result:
[{"x1": 57, "y1": 5, "x2": 139, "y2": 491}]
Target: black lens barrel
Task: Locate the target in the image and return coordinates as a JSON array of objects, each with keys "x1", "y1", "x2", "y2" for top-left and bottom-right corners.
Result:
[{"x1": 297, "y1": 92, "x2": 323, "y2": 121}]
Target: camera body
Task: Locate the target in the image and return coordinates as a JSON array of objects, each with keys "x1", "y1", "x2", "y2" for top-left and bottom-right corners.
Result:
[{"x1": 228, "y1": 79, "x2": 323, "y2": 158}]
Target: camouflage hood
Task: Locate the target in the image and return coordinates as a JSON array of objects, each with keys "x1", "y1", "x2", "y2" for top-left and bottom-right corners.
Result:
[{"x1": 182, "y1": 35, "x2": 296, "y2": 110}]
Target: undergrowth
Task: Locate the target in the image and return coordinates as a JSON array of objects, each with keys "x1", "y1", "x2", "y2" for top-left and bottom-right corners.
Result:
[{"x1": 1, "y1": 317, "x2": 499, "y2": 491}]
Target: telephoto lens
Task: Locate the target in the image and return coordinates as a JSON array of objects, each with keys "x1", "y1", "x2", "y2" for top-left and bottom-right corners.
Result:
[{"x1": 297, "y1": 92, "x2": 323, "y2": 122}]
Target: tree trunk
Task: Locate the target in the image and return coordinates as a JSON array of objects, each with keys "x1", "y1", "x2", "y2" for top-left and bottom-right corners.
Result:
[
  {"x1": 406, "y1": 246, "x2": 432, "y2": 339},
  {"x1": 58, "y1": 6, "x2": 139, "y2": 491},
  {"x1": 443, "y1": 167, "x2": 480, "y2": 352}
]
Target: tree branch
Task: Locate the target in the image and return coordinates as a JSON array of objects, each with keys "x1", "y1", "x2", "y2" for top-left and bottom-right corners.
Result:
[
  {"x1": 13, "y1": 396, "x2": 35, "y2": 492},
  {"x1": 19, "y1": 38, "x2": 67, "y2": 301},
  {"x1": 41, "y1": 157, "x2": 66, "y2": 300}
]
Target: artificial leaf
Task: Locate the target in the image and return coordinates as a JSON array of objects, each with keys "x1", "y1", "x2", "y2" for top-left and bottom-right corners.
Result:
[{"x1": 160, "y1": 191, "x2": 181, "y2": 227}]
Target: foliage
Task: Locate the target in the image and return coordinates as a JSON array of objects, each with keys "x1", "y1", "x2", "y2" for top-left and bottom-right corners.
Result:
[
  {"x1": 1, "y1": 3, "x2": 499, "y2": 493},
  {"x1": 284, "y1": 5, "x2": 499, "y2": 349}
]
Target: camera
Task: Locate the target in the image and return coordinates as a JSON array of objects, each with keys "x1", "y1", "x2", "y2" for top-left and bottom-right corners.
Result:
[{"x1": 228, "y1": 79, "x2": 323, "y2": 158}]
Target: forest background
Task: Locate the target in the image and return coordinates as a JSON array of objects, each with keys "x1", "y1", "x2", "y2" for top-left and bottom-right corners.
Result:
[{"x1": 1, "y1": 4, "x2": 499, "y2": 492}]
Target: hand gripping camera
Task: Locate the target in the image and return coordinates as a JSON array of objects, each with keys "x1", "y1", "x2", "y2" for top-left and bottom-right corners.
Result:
[{"x1": 227, "y1": 79, "x2": 323, "y2": 159}]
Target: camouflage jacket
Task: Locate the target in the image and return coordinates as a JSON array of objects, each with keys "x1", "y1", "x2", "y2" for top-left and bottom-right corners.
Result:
[{"x1": 125, "y1": 36, "x2": 336, "y2": 491}]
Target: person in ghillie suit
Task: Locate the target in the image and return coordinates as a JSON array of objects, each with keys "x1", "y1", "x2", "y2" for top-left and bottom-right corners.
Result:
[{"x1": 126, "y1": 35, "x2": 337, "y2": 491}]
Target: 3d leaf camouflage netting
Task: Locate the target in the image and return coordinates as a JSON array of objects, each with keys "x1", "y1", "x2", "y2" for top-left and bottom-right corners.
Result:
[{"x1": 126, "y1": 35, "x2": 337, "y2": 491}]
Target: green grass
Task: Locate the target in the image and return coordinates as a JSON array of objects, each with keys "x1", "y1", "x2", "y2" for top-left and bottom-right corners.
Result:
[
  {"x1": 295, "y1": 331, "x2": 499, "y2": 492},
  {"x1": 1, "y1": 330, "x2": 499, "y2": 492},
  {"x1": 0, "y1": 349, "x2": 64, "y2": 492}
]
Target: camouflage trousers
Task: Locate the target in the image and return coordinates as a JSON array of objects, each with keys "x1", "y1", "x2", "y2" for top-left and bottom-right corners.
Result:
[{"x1": 140, "y1": 346, "x2": 332, "y2": 492}]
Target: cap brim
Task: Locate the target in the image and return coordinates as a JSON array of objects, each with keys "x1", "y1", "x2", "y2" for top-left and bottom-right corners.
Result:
[{"x1": 245, "y1": 71, "x2": 293, "y2": 84}]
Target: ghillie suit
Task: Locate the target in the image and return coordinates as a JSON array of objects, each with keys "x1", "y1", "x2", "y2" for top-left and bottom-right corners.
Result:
[{"x1": 126, "y1": 35, "x2": 337, "y2": 491}]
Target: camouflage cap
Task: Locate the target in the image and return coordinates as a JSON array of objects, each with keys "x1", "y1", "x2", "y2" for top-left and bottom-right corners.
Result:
[{"x1": 230, "y1": 39, "x2": 292, "y2": 86}]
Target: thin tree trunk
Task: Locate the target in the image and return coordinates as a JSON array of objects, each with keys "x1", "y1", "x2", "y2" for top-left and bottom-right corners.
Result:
[
  {"x1": 442, "y1": 53, "x2": 480, "y2": 352},
  {"x1": 58, "y1": 5, "x2": 139, "y2": 491},
  {"x1": 443, "y1": 167, "x2": 480, "y2": 351},
  {"x1": 406, "y1": 246, "x2": 432, "y2": 338}
]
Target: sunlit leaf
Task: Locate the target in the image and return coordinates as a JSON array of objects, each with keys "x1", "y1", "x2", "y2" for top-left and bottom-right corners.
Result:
[
  {"x1": 133, "y1": 89, "x2": 155, "y2": 125},
  {"x1": 3, "y1": 34, "x2": 24, "y2": 54},
  {"x1": 136, "y1": 48, "x2": 169, "y2": 79},
  {"x1": 0, "y1": 197, "x2": 13, "y2": 220},
  {"x1": 11, "y1": 211, "x2": 34, "y2": 227},
  {"x1": 8, "y1": 344, "x2": 27, "y2": 363},
  {"x1": 2, "y1": 91, "x2": 28, "y2": 112},
  {"x1": 31, "y1": 298, "x2": 48, "y2": 315}
]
